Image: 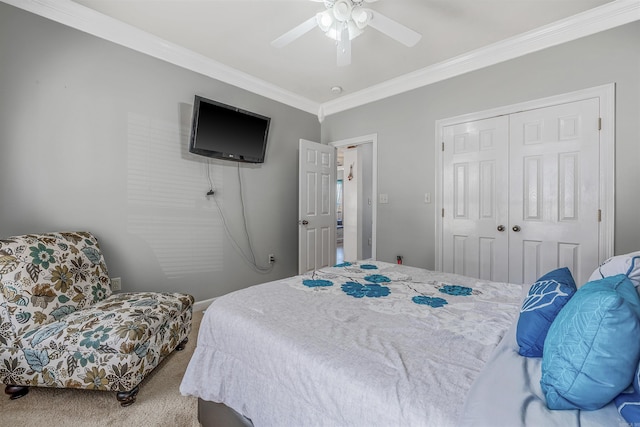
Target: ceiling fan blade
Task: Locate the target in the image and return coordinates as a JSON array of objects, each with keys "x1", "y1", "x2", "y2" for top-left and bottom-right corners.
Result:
[
  {"x1": 337, "y1": 25, "x2": 351, "y2": 67},
  {"x1": 365, "y1": 9, "x2": 421, "y2": 47},
  {"x1": 271, "y1": 15, "x2": 318, "y2": 49}
]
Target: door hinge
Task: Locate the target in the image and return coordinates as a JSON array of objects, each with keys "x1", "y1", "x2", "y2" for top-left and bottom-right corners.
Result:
[
  {"x1": 442, "y1": 142, "x2": 444, "y2": 151},
  {"x1": 598, "y1": 117, "x2": 602, "y2": 131},
  {"x1": 442, "y1": 208, "x2": 445, "y2": 218},
  {"x1": 598, "y1": 209, "x2": 602, "y2": 222}
]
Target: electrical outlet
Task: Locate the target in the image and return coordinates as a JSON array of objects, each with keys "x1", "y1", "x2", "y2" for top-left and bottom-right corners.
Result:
[
  {"x1": 111, "y1": 277, "x2": 121, "y2": 291},
  {"x1": 268, "y1": 254, "x2": 275, "y2": 264}
]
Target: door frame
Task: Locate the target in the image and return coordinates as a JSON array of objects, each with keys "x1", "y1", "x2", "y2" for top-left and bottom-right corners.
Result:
[
  {"x1": 434, "y1": 83, "x2": 615, "y2": 272},
  {"x1": 330, "y1": 134, "x2": 378, "y2": 261}
]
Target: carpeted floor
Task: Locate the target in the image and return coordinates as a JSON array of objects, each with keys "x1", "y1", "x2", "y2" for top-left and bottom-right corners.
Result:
[{"x1": 0, "y1": 310, "x2": 203, "y2": 427}]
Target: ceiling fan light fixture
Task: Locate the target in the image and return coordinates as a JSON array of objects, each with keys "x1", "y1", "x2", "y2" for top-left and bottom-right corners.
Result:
[
  {"x1": 332, "y1": 0, "x2": 353, "y2": 22},
  {"x1": 352, "y1": 8, "x2": 370, "y2": 29},
  {"x1": 320, "y1": 15, "x2": 363, "y2": 41},
  {"x1": 317, "y1": 10, "x2": 334, "y2": 32},
  {"x1": 317, "y1": 1, "x2": 370, "y2": 41}
]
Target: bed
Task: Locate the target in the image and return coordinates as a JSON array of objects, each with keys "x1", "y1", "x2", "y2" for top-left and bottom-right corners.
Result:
[{"x1": 180, "y1": 260, "x2": 629, "y2": 426}]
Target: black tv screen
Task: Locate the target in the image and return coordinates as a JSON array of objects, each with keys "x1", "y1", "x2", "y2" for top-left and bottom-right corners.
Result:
[{"x1": 189, "y1": 95, "x2": 271, "y2": 163}]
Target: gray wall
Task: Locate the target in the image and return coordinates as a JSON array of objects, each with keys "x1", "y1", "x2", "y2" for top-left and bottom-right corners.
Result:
[
  {"x1": 2, "y1": 4, "x2": 638, "y2": 296},
  {"x1": 0, "y1": 4, "x2": 320, "y2": 302},
  {"x1": 322, "y1": 22, "x2": 640, "y2": 270}
]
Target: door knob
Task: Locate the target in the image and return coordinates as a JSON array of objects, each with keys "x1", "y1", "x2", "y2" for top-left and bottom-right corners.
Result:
[
  {"x1": 299, "y1": 220, "x2": 309, "y2": 225},
  {"x1": 512, "y1": 225, "x2": 521, "y2": 232},
  {"x1": 497, "y1": 225, "x2": 505, "y2": 232}
]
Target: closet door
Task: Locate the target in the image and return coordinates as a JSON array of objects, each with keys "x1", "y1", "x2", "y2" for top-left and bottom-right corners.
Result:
[
  {"x1": 508, "y1": 98, "x2": 600, "y2": 285},
  {"x1": 442, "y1": 116, "x2": 510, "y2": 282}
]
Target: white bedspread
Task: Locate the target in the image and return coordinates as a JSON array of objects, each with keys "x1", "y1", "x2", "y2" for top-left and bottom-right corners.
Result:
[{"x1": 180, "y1": 261, "x2": 523, "y2": 426}]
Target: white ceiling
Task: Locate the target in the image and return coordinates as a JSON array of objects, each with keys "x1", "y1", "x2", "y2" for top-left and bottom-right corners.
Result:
[
  {"x1": 70, "y1": 0, "x2": 611, "y2": 103},
  {"x1": 7, "y1": 0, "x2": 640, "y2": 118}
]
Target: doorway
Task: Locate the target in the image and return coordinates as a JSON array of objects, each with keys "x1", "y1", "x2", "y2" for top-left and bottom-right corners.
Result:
[
  {"x1": 331, "y1": 134, "x2": 378, "y2": 264},
  {"x1": 336, "y1": 175, "x2": 344, "y2": 264}
]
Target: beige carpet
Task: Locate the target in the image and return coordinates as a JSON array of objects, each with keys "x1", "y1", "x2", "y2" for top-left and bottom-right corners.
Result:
[{"x1": 1, "y1": 311, "x2": 203, "y2": 427}]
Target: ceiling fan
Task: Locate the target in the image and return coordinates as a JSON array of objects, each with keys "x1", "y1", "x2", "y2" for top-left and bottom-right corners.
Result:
[{"x1": 271, "y1": 0, "x2": 422, "y2": 67}]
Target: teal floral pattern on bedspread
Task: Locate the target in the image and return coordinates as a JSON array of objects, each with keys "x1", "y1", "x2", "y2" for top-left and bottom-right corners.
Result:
[
  {"x1": 440, "y1": 285, "x2": 474, "y2": 296},
  {"x1": 342, "y1": 282, "x2": 390, "y2": 298},
  {"x1": 412, "y1": 296, "x2": 448, "y2": 308},
  {"x1": 291, "y1": 261, "x2": 522, "y2": 344},
  {"x1": 0, "y1": 232, "x2": 194, "y2": 392},
  {"x1": 303, "y1": 279, "x2": 334, "y2": 288}
]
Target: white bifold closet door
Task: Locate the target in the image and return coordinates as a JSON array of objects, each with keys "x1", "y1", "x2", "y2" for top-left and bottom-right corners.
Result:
[{"x1": 442, "y1": 97, "x2": 600, "y2": 285}]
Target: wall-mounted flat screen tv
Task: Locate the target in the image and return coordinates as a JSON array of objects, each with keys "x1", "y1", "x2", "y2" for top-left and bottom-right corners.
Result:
[{"x1": 189, "y1": 95, "x2": 271, "y2": 163}]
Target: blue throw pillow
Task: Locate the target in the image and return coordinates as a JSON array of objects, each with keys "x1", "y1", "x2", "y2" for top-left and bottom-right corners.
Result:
[
  {"x1": 541, "y1": 275, "x2": 640, "y2": 410},
  {"x1": 615, "y1": 362, "x2": 640, "y2": 424},
  {"x1": 516, "y1": 267, "x2": 576, "y2": 357}
]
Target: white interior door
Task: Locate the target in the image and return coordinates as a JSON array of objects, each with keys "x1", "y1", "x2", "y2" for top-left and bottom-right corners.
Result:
[
  {"x1": 509, "y1": 98, "x2": 600, "y2": 285},
  {"x1": 442, "y1": 116, "x2": 510, "y2": 282},
  {"x1": 298, "y1": 139, "x2": 336, "y2": 274},
  {"x1": 441, "y1": 98, "x2": 602, "y2": 285}
]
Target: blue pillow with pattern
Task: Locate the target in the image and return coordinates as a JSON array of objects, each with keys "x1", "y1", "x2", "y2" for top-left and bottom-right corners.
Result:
[
  {"x1": 615, "y1": 362, "x2": 640, "y2": 424},
  {"x1": 541, "y1": 275, "x2": 640, "y2": 410},
  {"x1": 516, "y1": 267, "x2": 577, "y2": 357}
]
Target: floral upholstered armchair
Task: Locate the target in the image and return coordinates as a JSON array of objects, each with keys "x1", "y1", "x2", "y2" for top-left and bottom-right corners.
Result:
[{"x1": 0, "y1": 231, "x2": 194, "y2": 406}]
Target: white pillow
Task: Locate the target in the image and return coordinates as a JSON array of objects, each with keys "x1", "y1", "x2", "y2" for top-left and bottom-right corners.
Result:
[{"x1": 589, "y1": 251, "x2": 640, "y2": 288}]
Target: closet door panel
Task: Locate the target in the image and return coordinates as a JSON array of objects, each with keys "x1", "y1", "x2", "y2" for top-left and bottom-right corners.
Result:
[
  {"x1": 442, "y1": 116, "x2": 509, "y2": 282},
  {"x1": 508, "y1": 98, "x2": 600, "y2": 285}
]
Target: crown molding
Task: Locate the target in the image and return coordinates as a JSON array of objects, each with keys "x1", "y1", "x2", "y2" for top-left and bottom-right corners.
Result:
[
  {"x1": 3, "y1": 0, "x2": 639, "y2": 121},
  {"x1": 2, "y1": 0, "x2": 320, "y2": 115},
  {"x1": 320, "y1": 0, "x2": 640, "y2": 117}
]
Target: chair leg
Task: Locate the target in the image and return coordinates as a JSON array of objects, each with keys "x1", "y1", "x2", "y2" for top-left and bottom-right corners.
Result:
[
  {"x1": 176, "y1": 337, "x2": 188, "y2": 351},
  {"x1": 5, "y1": 385, "x2": 29, "y2": 400},
  {"x1": 116, "y1": 385, "x2": 139, "y2": 407}
]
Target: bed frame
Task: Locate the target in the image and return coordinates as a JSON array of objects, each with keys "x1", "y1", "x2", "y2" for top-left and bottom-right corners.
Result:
[{"x1": 198, "y1": 399, "x2": 253, "y2": 427}]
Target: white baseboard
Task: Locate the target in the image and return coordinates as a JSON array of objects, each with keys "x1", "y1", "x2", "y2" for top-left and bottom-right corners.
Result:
[{"x1": 193, "y1": 297, "x2": 216, "y2": 312}]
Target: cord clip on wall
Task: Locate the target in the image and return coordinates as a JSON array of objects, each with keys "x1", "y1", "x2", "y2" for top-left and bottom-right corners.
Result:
[
  {"x1": 397, "y1": 255, "x2": 403, "y2": 265},
  {"x1": 206, "y1": 189, "x2": 214, "y2": 196}
]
